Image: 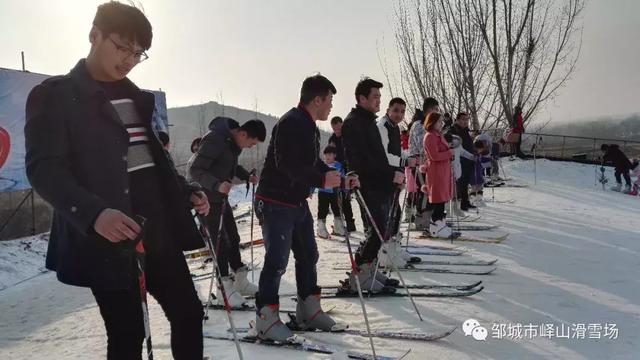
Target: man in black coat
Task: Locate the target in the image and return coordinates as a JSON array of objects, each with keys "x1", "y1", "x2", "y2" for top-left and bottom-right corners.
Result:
[
  {"x1": 328, "y1": 116, "x2": 356, "y2": 231},
  {"x1": 342, "y1": 78, "x2": 405, "y2": 288},
  {"x1": 601, "y1": 144, "x2": 633, "y2": 192},
  {"x1": 447, "y1": 112, "x2": 476, "y2": 211},
  {"x1": 253, "y1": 75, "x2": 358, "y2": 342},
  {"x1": 24, "y1": 3, "x2": 209, "y2": 359},
  {"x1": 189, "y1": 117, "x2": 265, "y2": 306}
]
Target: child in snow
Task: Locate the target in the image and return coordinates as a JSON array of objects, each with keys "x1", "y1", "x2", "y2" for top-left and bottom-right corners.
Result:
[
  {"x1": 601, "y1": 144, "x2": 633, "y2": 193},
  {"x1": 316, "y1": 146, "x2": 346, "y2": 238}
]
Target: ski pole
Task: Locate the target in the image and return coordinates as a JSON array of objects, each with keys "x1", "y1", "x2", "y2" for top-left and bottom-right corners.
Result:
[
  {"x1": 133, "y1": 215, "x2": 153, "y2": 360},
  {"x1": 197, "y1": 200, "x2": 244, "y2": 360},
  {"x1": 249, "y1": 182, "x2": 256, "y2": 283},
  {"x1": 353, "y1": 188, "x2": 424, "y2": 322},
  {"x1": 335, "y1": 175, "x2": 377, "y2": 359},
  {"x1": 370, "y1": 187, "x2": 401, "y2": 293},
  {"x1": 405, "y1": 158, "x2": 422, "y2": 249},
  {"x1": 247, "y1": 168, "x2": 257, "y2": 283}
]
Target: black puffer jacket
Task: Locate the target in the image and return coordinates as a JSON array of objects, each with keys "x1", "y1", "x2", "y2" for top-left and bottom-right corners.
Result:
[
  {"x1": 342, "y1": 106, "x2": 395, "y2": 193},
  {"x1": 189, "y1": 117, "x2": 250, "y2": 203}
]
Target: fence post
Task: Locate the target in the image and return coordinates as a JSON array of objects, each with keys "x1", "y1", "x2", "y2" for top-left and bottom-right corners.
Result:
[
  {"x1": 593, "y1": 138, "x2": 597, "y2": 186},
  {"x1": 31, "y1": 190, "x2": 36, "y2": 235},
  {"x1": 561, "y1": 136, "x2": 566, "y2": 158}
]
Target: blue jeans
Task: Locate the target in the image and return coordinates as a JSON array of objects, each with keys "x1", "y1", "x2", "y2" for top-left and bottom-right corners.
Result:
[{"x1": 255, "y1": 200, "x2": 319, "y2": 305}]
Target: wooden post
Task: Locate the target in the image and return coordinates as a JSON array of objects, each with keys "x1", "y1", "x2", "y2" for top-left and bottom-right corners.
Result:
[{"x1": 21, "y1": 51, "x2": 25, "y2": 71}]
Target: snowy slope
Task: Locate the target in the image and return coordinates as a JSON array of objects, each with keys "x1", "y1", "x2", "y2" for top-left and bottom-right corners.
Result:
[{"x1": 1, "y1": 159, "x2": 639, "y2": 359}]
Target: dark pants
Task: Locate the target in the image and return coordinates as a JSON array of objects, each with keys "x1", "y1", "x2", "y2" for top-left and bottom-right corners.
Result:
[
  {"x1": 92, "y1": 167, "x2": 203, "y2": 359},
  {"x1": 256, "y1": 200, "x2": 319, "y2": 305},
  {"x1": 91, "y1": 237, "x2": 203, "y2": 360},
  {"x1": 410, "y1": 168, "x2": 427, "y2": 213},
  {"x1": 431, "y1": 202, "x2": 446, "y2": 222},
  {"x1": 389, "y1": 192, "x2": 401, "y2": 237},
  {"x1": 317, "y1": 191, "x2": 341, "y2": 220},
  {"x1": 205, "y1": 200, "x2": 243, "y2": 277},
  {"x1": 615, "y1": 170, "x2": 631, "y2": 186},
  {"x1": 457, "y1": 160, "x2": 473, "y2": 206},
  {"x1": 355, "y1": 189, "x2": 391, "y2": 265},
  {"x1": 514, "y1": 134, "x2": 525, "y2": 158},
  {"x1": 341, "y1": 193, "x2": 355, "y2": 228}
]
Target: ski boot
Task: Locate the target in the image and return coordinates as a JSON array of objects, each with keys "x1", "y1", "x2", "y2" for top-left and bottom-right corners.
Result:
[
  {"x1": 333, "y1": 218, "x2": 346, "y2": 236},
  {"x1": 216, "y1": 276, "x2": 248, "y2": 308},
  {"x1": 316, "y1": 219, "x2": 330, "y2": 238},
  {"x1": 610, "y1": 183, "x2": 622, "y2": 192},
  {"x1": 292, "y1": 290, "x2": 346, "y2": 332},
  {"x1": 378, "y1": 241, "x2": 409, "y2": 268},
  {"x1": 403, "y1": 207, "x2": 415, "y2": 223},
  {"x1": 629, "y1": 184, "x2": 639, "y2": 196},
  {"x1": 622, "y1": 184, "x2": 632, "y2": 194},
  {"x1": 256, "y1": 303, "x2": 294, "y2": 342},
  {"x1": 413, "y1": 210, "x2": 431, "y2": 231},
  {"x1": 348, "y1": 262, "x2": 388, "y2": 293},
  {"x1": 391, "y1": 234, "x2": 421, "y2": 264},
  {"x1": 430, "y1": 220, "x2": 453, "y2": 238},
  {"x1": 346, "y1": 220, "x2": 357, "y2": 232},
  {"x1": 452, "y1": 200, "x2": 467, "y2": 217},
  {"x1": 233, "y1": 265, "x2": 258, "y2": 296}
]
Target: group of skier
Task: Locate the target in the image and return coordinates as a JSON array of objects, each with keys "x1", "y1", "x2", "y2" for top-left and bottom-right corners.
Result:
[{"x1": 25, "y1": 2, "x2": 640, "y2": 359}]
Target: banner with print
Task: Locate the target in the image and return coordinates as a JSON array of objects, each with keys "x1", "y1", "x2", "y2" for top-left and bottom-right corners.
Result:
[{"x1": 0, "y1": 67, "x2": 168, "y2": 193}]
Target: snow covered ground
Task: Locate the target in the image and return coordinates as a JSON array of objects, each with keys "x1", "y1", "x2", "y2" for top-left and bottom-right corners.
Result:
[{"x1": 1, "y1": 158, "x2": 639, "y2": 359}]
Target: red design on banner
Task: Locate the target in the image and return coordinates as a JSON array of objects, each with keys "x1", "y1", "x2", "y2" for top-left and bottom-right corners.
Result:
[{"x1": 0, "y1": 127, "x2": 10, "y2": 170}]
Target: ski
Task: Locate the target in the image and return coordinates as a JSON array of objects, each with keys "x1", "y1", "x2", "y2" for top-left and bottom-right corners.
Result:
[
  {"x1": 419, "y1": 233, "x2": 508, "y2": 244},
  {"x1": 202, "y1": 302, "x2": 336, "y2": 314},
  {"x1": 333, "y1": 265, "x2": 496, "y2": 275},
  {"x1": 305, "y1": 285, "x2": 485, "y2": 297},
  {"x1": 405, "y1": 249, "x2": 464, "y2": 256},
  {"x1": 233, "y1": 210, "x2": 251, "y2": 220},
  {"x1": 231, "y1": 323, "x2": 455, "y2": 343},
  {"x1": 191, "y1": 261, "x2": 262, "y2": 281},
  {"x1": 398, "y1": 267, "x2": 496, "y2": 275},
  {"x1": 448, "y1": 214, "x2": 481, "y2": 222},
  {"x1": 203, "y1": 332, "x2": 408, "y2": 359},
  {"x1": 407, "y1": 258, "x2": 497, "y2": 266},
  {"x1": 325, "y1": 248, "x2": 464, "y2": 257},
  {"x1": 239, "y1": 238, "x2": 264, "y2": 249},
  {"x1": 446, "y1": 223, "x2": 499, "y2": 231},
  {"x1": 184, "y1": 248, "x2": 210, "y2": 259},
  {"x1": 486, "y1": 183, "x2": 528, "y2": 188},
  {"x1": 320, "y1": 280, "x2": 483, "y2": 291}
]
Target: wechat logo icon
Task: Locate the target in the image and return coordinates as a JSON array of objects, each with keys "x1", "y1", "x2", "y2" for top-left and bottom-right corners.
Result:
[{"x1": 463, "y1": 319, "x2": 488, "y2": 341}]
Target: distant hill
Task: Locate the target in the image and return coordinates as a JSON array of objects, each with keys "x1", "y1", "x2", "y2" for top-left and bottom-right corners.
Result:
[
  {"x1": 540, "y1": 113, "x2": 640, "y2": 141},
  {"x1": 166, "y1": 101, "x2": 332, "y2": 177}
]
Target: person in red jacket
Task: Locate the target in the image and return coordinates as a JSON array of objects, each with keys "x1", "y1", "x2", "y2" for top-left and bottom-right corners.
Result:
[
  {"x1": 422, "y1": 112, "x2": 454, "y2": 237},
  {"x1": 512, "y1": 105, "x2": 525, "y2": 158}
]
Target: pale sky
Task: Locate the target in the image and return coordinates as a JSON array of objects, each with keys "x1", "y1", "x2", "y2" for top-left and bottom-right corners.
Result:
[{"x1": 1, "y1": 0, "x2": 638, "y2": 129}]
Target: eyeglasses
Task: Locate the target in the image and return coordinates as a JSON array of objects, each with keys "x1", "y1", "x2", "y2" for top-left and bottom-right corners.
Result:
[{"x1": 107, "y1": 37, "x2": 149, "y2": 64}]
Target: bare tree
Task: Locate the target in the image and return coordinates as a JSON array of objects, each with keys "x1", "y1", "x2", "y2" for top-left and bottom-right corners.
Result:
[
  {"x1": 470, "y1": 0, "x2": 584, "y2": 128},
  {"x1": 385, "y1": 0, "x2": 584, "y2": 131}
]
